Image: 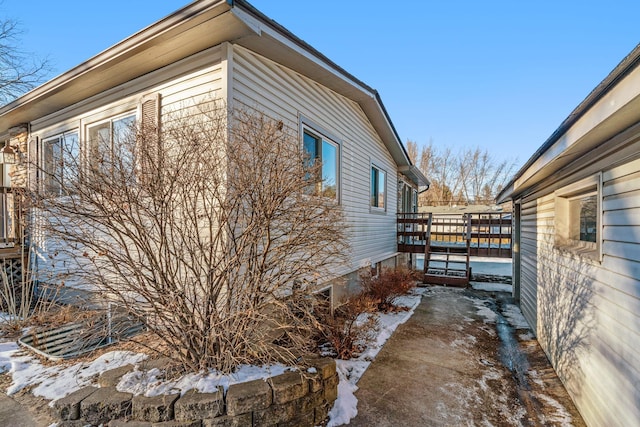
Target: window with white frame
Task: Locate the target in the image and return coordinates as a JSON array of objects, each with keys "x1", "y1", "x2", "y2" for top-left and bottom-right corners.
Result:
[
  {"x1": 554, "y1": 174, "x2": 601, "y2": 258},
  {"x1": 302, "y1": 127, "x2": 339, "y2": 200},
  {"x1": 86, "y1": 113, "x2": 136, "y2": 170},
  {"x1": 43, "y1": 132, "x2": 79, "y2": 196},
  {"x1": 370, "y1": 164, "x2": 386, "y2": 210}
]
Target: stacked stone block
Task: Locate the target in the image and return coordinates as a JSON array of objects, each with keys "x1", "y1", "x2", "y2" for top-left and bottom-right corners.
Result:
[{"x1": 51, "y1": 358, "x2": 338, "y2": 426}]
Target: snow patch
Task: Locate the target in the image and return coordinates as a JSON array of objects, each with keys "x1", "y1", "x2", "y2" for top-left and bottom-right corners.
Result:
[
  {"x1": 473, "y1": 302, "x2": 497, "y2": 323},
  {"x1": 117, "y1": 364, "x2": 290, "y2": 396},
  {"x1": 470, "y1": 282, "x2": 512, "y2": 293},
  {"x1": 327, "y1": 292, "x2": 422, "y2": 426},
  {"x1": 519, "y1": 332, "x2": 534, "y2": 341},
  {"x1": 503, "y1": 304, "x2": 530, "y2": 329},
  {"x1": 536, "y1": 393, "x2": 573, "y2": 426},
  {"x1": 0, "y1": 342, "x2": 147, "y2": 402}
]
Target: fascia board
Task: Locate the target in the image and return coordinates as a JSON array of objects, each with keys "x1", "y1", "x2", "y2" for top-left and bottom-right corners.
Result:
[{"x1": 502, "y1": 63, "x2": 640, "y2": 201}]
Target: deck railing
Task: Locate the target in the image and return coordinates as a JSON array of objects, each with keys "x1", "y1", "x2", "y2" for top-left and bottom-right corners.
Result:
[{"x1": 398, "y1": 211, "x2": 512, "y2": 258}]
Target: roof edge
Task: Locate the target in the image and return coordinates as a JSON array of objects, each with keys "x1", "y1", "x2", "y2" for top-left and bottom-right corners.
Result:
[
  {"x1": 0, "y1": 0, "x2": 231, "y2": 117},
  {"x1": 498, "y1": 42, "x2": 640, "y2": 202},
  {"x1": 231, "y1": 0, "x2": 412, "y2": 167}
]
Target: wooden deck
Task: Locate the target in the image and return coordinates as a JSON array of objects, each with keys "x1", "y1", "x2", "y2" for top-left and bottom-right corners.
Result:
[
  {"x1": 398, "y1": 212, "x2": 512, "y2": 258},
  {"x1": 398, "y1": 211, "x2": 512, "y2": 286}
]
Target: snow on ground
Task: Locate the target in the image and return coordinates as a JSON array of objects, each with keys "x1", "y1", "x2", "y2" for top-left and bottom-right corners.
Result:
[
  {"x1": 536, "y1": 393, "x2": 574, "y2": 426},
  {"x1": 117, "y1": 364, "x2": 291, "y2": 397},
  {"x1": 0, "y1": 290, "x2": 424, "y2": 427},
  {"x1": 503, "y1": 303, "x2": 530, "y2": 329},
  {"x1": 0, "y1": 341, "x2": 146, "y2": 401},
  {"x1": 470, "y1": 282, "x2": 512, "y2": 292},
  {"x1": 326, "y1": 289, "x2": 424, "y2": 427},
  {"x1": 0, "y1": 312, "x2": 15, "y2": 323},
  {"x1": 469, "y1": 298, "x2": 498, "y2": 323}
]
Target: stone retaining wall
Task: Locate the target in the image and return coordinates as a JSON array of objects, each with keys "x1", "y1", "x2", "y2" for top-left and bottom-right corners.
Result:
[{"x1": 51, "y1": 357, "x2": 338, "y2": 427}]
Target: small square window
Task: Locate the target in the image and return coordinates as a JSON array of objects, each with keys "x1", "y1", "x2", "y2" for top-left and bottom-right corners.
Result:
[
  {"x1": 554, "y1": 174, "x2": 601, "y2": 260},
  {"x1": 571, "y1": 194, "x2": 597, "y2": 243}
]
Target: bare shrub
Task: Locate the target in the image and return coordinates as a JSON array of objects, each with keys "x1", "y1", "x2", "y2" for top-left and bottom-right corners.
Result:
[
  {"x1": 359, "y1": 267, "x2": 418, "y2": 313},
  {"x1": 33, "y1": 103, "x2": 348, "y2": 373},
  {"x1": 316, "y1": 294, "x2": 377, "y2": 359},
  {"x1": 0, "y1": 201, "x2": 59, "y2": 332}
]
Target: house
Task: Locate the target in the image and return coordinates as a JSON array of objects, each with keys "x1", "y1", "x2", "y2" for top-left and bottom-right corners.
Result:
[
  {"x1": 0, "y1": 0, "x2": 427, "y2": 305},
  {"x1": 497, "y1": 43, "x2": 640, "y2": 426}
]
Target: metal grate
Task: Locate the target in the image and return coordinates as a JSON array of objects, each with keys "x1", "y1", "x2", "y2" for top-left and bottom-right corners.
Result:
[{"x1": 18, "y1": 305, "x2": 145, "y2": 360}]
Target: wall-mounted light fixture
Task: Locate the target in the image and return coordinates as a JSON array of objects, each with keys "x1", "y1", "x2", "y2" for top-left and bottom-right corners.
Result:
[{"x1": 0, "y1": 143, "x2": 16, "y2": 164}]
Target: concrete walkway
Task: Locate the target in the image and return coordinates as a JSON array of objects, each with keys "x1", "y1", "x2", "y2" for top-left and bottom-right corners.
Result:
[
  {"x1": 349, "y1": 286, "x2": 585, "y2": 426},
  {"x1": 0, "y1": 394, "x2": 39, "y2": 427}
]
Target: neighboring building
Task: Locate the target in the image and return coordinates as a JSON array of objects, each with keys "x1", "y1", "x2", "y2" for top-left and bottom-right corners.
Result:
[
  {"x1": 497, "y1": 44, "x2": 640, "y2": 426},
  {"x1": 0, "y1": 0, "x2": 427, "y2": 304}
]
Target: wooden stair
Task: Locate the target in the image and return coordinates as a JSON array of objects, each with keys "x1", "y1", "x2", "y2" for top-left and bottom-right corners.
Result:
[{"x1": 423, "y1": 213, "x2": 471, "y2": 287}]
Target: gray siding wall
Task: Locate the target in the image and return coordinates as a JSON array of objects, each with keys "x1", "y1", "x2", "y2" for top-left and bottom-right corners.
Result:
[
  {"x1": 518, "y1": 153, "x2": 640, "y2": 426},
  {"x1": 230, "y1": 44, "x2": 399, "y2": 279}
]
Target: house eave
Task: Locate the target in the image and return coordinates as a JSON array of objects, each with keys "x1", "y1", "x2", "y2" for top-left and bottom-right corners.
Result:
[
  {"x1": 230, "y1": 1, "x2": 413, "y2": 171},
  {"x1": 0, "y1": 0, "x2": 243, "y2": 132},
  {"x1": 0, "y1": 0, "x2": 414, "y2": 177},
  {"x1": 497, "y1": 42, "x2": 640, "y2": 203},
  {"x1": 399, "y1": 165, "x2": 430, "y2": 188}
]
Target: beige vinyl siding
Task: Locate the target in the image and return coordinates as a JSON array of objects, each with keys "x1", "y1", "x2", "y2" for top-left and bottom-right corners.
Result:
[
  {"x1": 231, "y1": 44, "x2": 398, "y2": 276},
  {"x1": 518, "y1": 155, "x2": 640, "y2": 427}
]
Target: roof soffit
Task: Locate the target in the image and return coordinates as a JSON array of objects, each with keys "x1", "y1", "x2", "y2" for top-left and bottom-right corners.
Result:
[
  {"x1": 230, "y1": 7, "x2": 412, "y2": 169},
  {"x1": 501, "y1": 63, "x2": 640, "y2": 201},
  {"x1": 0, "y1": 0, "x2": 414, "y2": 176}
]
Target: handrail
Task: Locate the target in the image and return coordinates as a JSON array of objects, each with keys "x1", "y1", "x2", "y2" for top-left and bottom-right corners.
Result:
[{"x1": 398, "y1": 211, "x2": 512, "y2": 258}]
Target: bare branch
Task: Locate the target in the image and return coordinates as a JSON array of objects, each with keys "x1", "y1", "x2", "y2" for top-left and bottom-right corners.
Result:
[{"x1": 33, "y1": 104, "x2": 348, "y2": 373}]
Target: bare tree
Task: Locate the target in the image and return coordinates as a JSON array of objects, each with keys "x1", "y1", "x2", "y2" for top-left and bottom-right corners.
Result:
[
  {"x1": 457, "y1": 147, "x2": 517, "y2": 204},
  {"x1": 0, "y1": 18, "x2": 49, "y2": 104},
  {"x1": 406, "y1": 140, "x2": 419, "y2": 164},
  {"x1": 410, "y1": 141, "x2": 517, "y2": 207},
  {"x1": 34, "y1": 103, "x2": 348, "y2": 373}
]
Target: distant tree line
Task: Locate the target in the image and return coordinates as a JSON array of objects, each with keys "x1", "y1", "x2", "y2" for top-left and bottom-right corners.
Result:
[{"x1": 407, "y1": 140, "x2": 518, "y2": 207}]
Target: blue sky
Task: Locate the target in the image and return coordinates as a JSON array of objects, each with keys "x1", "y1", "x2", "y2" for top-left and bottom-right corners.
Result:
[{"x1": 3, "y1": 1, "x2": 639, "y2": 167}]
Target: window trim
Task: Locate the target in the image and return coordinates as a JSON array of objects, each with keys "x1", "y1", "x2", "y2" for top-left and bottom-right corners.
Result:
[
  {"x1": 299, "y1": 116, "x2": 341, "y2": 203},
  {"x1": 554, "y1": 173, "x2": 602, "y2": 262},
  {"x1": 370, "y1": 162, "x2": 387, "y2": 213}
]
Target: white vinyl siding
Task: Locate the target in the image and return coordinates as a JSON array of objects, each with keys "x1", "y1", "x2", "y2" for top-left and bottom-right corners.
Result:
[
  {"x1": 517, "y1": 155, "x2": 640, "y2": 427},
  {"x1": 30, "y1": 46, "x2": 225, "y2": 290},
  {"x1": 231, "y1": 44, "x2": 398, "y2": 276}
]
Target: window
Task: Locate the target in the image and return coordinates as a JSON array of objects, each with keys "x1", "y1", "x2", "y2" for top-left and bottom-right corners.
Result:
[
  {"x1": 43, "y1": 132, "x2": 79, "y2": 196},
  {"x1": 303, "y1": 128, "x2": 339, "y2": 199},
  {"x1": 554, "y1": 174, "x2": 601, "y2": 259},
  {"x1": 573, "y1": 193, "x2": 597, "y2": 243},
  {"x1": 87, "y1": 113, "x2": 136, "y2": 169},
  {"x1": 371, "y1": 165, "x2": 386, "y2": 209}
]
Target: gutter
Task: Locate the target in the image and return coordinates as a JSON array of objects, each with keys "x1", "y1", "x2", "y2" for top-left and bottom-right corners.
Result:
[{"x1": 497, "y1": 42, "x2": 640, "y2": 202}]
